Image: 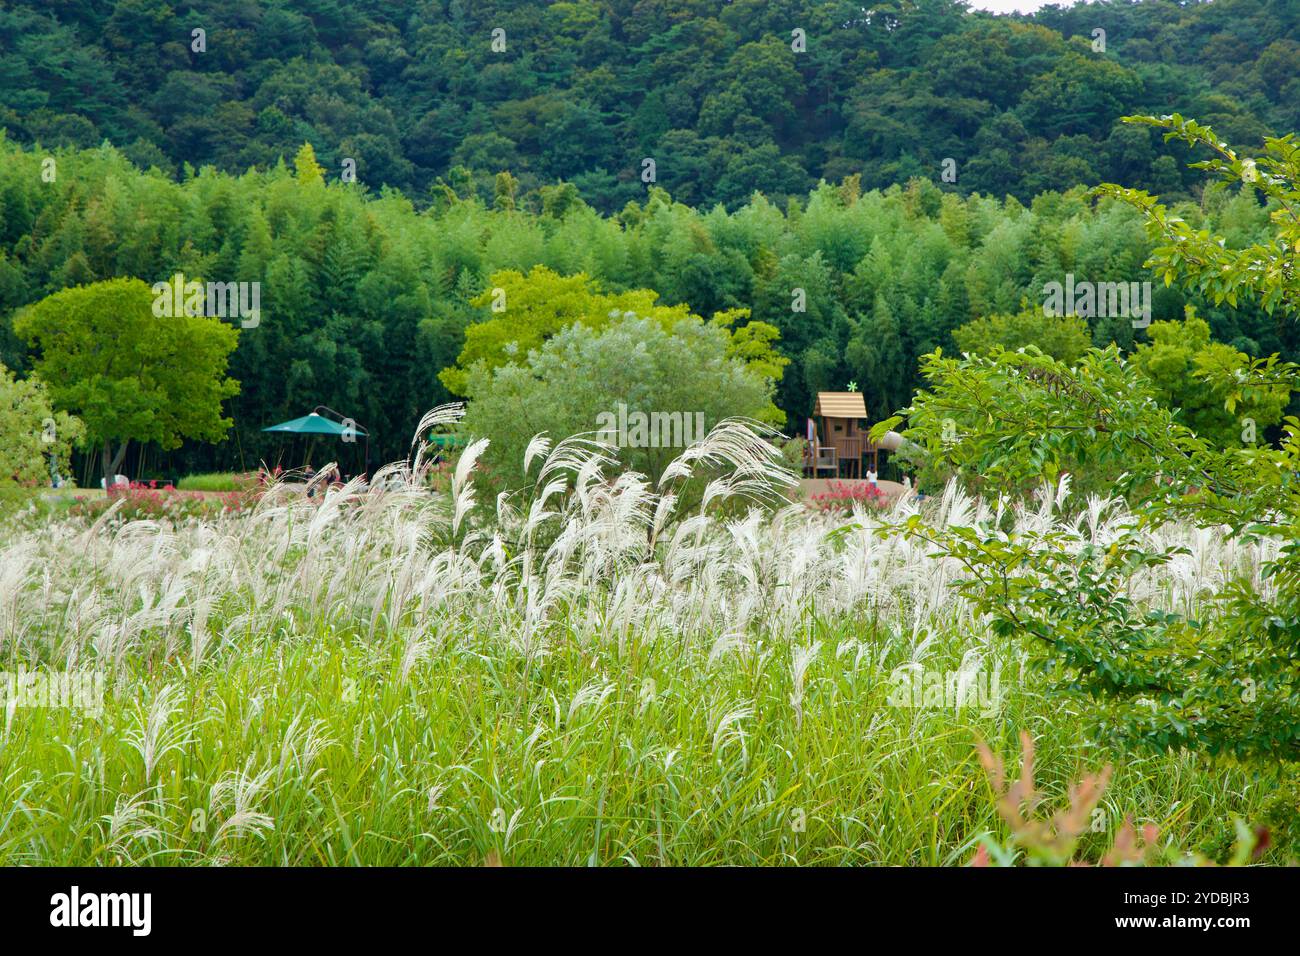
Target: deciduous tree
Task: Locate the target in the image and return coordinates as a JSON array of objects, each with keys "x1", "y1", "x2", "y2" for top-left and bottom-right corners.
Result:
[{"x1": 14, "y1": 278, "x2": 239, "y2": 481}]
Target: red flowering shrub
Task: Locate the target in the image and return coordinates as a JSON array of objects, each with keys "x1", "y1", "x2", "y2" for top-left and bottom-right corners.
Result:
[
  {"x1": 808, "y1": 480, "x2": 888, "y2": 513},
  {"x1": 68, "y1": 480, "x2": 258, "y2": 521}
]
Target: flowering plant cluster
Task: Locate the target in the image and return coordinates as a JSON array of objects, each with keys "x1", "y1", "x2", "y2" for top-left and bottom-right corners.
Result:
[
  {"x1": 808, "y1": 480, "x2": 887, "y2": 513},
  {"x1": 69, "y1": 480, "x2": 255, "y2": 521}
]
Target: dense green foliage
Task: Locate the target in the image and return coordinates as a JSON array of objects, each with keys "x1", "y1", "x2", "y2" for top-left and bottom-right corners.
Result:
[
  {"x1": 876, "y1": 115, "x2": 1300, "y2": 760},
  {"x1": 1131, "y1": 309, "x2": 1291, "y2": 447},
  {"x1": 2, "y1": 132, "x2": 1295, "y2": 477},
  {"x1": 0, "y1": 362, "x2": 82, "y2": 485},
  {"x1": 438, "y1": 264, "x2": 785, "y2": 425},
  {"x1": 952, "y1": 307, "x2": 1093, "y2": 363},
  {"x1": 2, "y1": 0, "x2": 1295, "y2": 211}
]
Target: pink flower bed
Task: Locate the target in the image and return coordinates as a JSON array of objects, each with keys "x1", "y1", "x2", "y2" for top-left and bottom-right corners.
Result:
[
  {"x1": 69, "y1": 480, "x2": 256, "y2": 521},
  {"x1": 808, "y1": 480, "x2": 888, "y2": 513}
]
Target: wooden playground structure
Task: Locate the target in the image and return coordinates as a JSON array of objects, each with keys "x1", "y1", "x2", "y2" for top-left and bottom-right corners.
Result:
[{"x1": 802, "y1": 391, "x2": 880, "y2": 479}]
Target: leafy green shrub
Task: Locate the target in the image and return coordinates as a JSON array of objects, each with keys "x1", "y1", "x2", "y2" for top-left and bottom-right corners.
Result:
[
  {"x1": 0, "y1": 486, "x2": 50, "y2": 522},
  {"x1": 440, "y1": 266, "x2": 787, "y2": 426},
  {"x1": 461, "y1": 313, "x2": 782, "y2": 490},
  {"x1": 883, "y1": 343, "x2": 1300, "y2": 759},
  {"x1": 1130, "y1": 307, "x2": 1290, "y2": 447}
]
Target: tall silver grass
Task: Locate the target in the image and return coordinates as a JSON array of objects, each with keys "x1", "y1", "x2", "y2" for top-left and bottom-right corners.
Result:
[{"x1": 0, "y1": 406, "x2": 1277, "y2": 697}]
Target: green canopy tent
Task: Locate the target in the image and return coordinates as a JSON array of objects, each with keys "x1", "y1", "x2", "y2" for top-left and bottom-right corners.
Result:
[{"x1": 261, "y1": 406, "x2": 369, "y2": 479}]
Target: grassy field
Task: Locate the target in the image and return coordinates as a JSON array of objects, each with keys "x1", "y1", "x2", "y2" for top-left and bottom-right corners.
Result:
[{"x1": 0, "y1": 431, "x2": 1288, "y2": 865}]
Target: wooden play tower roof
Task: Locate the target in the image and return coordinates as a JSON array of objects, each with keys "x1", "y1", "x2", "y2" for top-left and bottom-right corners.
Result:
[{"x1": 814, "y1": 391, "x2": 867, "y2": 418}]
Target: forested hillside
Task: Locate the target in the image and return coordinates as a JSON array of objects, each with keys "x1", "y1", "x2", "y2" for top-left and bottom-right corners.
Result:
[{"x1": 2, "y1": 0, "x2": 1296, "y2": 211}]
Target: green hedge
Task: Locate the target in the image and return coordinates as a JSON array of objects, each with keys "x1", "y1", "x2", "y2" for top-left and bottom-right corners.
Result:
[{"x1": 177, "y1": 472, "x2": 241, "y2": 492}]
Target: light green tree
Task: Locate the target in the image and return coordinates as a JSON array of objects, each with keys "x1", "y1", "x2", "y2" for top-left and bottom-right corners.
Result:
[
  {"x1": 952, "y1": 308, "x2": 1093, "y2": 365},
  {"x1": 439, "y1": 266, "x2": 788, "y2": 424},
  {"x1": 293, "y1": 142, "x2": 326, "y2": 186},
  {"x1": 461, "y1": 313, "x2": 779, "y2": 486},
  {"x1": 0, "y1": 364, "x2": 83, "y2": 485},
  {"x1": 15, "y1": 278, "x2": 240, "y2": 480},
  {"x1": 1131, "y1": 307, "x2": 1290, "y2": 447}
]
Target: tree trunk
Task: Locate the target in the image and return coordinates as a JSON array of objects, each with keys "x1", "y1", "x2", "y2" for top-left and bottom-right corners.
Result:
[{"x1": 101, "y1": 440, "x2": 129, "y2": 484}]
